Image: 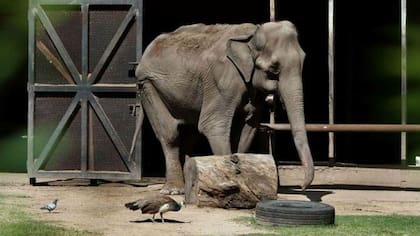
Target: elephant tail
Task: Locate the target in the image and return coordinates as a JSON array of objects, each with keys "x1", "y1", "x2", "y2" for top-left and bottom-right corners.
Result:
[{"x1": 129, "y1": 99, "x2": 144, "y2": 161}]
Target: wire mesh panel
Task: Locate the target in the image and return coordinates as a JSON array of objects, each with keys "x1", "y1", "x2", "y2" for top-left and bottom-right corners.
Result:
[{"x1": 27, "y1": 0, "x2": 142, "y2": 183}]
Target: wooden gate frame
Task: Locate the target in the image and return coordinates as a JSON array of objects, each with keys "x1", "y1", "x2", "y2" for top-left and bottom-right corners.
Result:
[{"x1": 27, "y1": 0, "x2": 143, "y2": 184}]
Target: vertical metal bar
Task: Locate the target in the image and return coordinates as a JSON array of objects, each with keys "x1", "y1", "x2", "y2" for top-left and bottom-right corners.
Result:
[
  {"x1": 88, "y1": 108, "x2": 95, "y2": 171},
  {"x1": 401, "y1": 0, "x2": 407, "y2": 165},
  {"x1": 27, "y1": 3, "x2": 36, "y2": 176},
  {"x1": 268, "y1": 0, "x2": 276, "y2": 155},
  {"x1": 81, "y1": 96, "x2": 88, "y2": 173},
  {"x1": 134, "y1": 0, "x2": 143, "y2": 178},
  {"x1": 82, "y1": 3, "x2": 89, "y2": 83},
  {"x1": 328, "y1": 0, "x2": 335, "y2": 165},
  {"x1": 135, "y1": 0, "x2": 143, "y2": 61},
  {"x1": 270, "y1": 0, "x2": 276, "y2": 22},
  {"x1": 81, "y1": 3, "x2": 90, "y2": 174}
]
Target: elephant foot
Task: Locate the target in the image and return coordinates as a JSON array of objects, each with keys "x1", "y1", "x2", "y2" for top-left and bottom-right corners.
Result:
[{"x1": 160, "y1": 182, "x2": 185, "y2": 195}]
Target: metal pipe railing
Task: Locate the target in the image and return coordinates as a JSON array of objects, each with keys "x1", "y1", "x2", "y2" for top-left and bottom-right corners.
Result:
[{"x1": 260, "y1": 123, "x2": 420, "y2": 132}]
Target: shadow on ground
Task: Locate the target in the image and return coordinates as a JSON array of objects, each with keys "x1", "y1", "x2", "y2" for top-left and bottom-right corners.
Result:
[{"x1": 130, "y1": 219, "x2": 190, "y2": 224}]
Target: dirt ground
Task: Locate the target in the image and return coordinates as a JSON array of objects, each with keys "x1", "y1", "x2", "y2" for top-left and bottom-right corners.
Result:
[{"x1": 1, "y1": 173, "x2": 420, "y2": 236}]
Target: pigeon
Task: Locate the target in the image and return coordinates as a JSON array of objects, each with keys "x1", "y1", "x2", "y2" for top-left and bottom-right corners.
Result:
[
  {"x1": 125, "y1": 195, "x2": 184, "y2": 223},
  {"x1": 40, "y1": 199, "x2": 58, "y2": 213}
]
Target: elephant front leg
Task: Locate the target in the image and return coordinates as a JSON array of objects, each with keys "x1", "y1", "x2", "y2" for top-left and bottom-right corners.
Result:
[
  {"x1": 160, "y1": 143, "x2": 185, "y2": 195},
  {"x1": 198, "y1": 105, "x2": 235, "y2": 155},
  {"x1": 199, "y1": 122, "x2": 232, "y2": 155}
]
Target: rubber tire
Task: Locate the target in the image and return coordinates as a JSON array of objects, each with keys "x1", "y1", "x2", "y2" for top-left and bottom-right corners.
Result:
[{"x1": 256, "y1": 200, "x2": 335, "y2": 226}]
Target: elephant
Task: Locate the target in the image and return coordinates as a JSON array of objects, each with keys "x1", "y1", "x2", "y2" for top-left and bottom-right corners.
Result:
[{"x1": 133, "y1": 21, "x2": 314, "y2": 195}]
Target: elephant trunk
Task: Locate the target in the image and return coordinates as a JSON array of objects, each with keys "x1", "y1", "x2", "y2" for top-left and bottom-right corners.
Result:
[{"x1": 278, "y1": 75, "x2": 314, "y2": 190}]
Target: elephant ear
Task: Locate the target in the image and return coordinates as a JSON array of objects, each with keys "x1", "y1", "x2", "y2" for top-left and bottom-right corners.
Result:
[{"x1": 226, "y1": 34, "x2": 254, "y2": 83}]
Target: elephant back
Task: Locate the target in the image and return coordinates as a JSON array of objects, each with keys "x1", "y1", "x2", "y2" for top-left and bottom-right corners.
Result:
[{"x1": 145, "y1": 23, "x2": 257, "y2": 57}]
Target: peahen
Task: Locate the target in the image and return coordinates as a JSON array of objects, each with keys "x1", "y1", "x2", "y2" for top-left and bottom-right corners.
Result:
[{"x1": 125, "y1": 195, "x2": 184, "y2": 223}]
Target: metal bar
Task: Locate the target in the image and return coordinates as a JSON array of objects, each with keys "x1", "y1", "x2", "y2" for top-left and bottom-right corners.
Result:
[
  {"x1": 34, "y1": 93, "x2": 82, "y2": 171},
  {"x1": 88, "y1": 108, "x2": 95, "y2": 171},
  {"x1": 81, "y1": 3, "x2": 89, "y2": 175},
  {"x1": 36, "y1": 0, "x2": 138, "y2": 5},
  {"x1": 33, "y1": 83, "x2": 137, "y2": 92},
  {"x1": 261, "y1": 123, "x2": 420, "y2": 132},
  {"x1": 88, "y1": 6, "x2": 136, "y2": 84},
  {"x1": 27, "y1": 4, "x2": 36, "y2": 177},
  {"x1": 33, "y1": 170, "x2": 136, "y2": 180},
  {"x1": 401, "y1": 0, "x2": 407, "y2": 164},
  {"x1": 91, "y1": 84, "x2": 137, "y2": 92},
  {"x1": 328, "y1": 0, "x2": 335, "y2": 164},
  {"x1": 82, "y1": 3, "x2": 89, "y2": 84},
  {"x1": 134, "y1": 0, "x2": 142, "y2": 61},
  {"x1": 134, "y1": 0, "x2": 143, "y2": 179},
  {"x1": 35, "y1": 5, "x2": 81, "y2": 84},
  {"x1": 81, "y1": 95, "x2": 88, "y2": 173},
  {"x1": 88, "y1": 93, "x2": 133, "y2": 172},
  {"x1": 267, "y1": 0, "x2": 276, "y2": 154},
  {"x1": 270, "y1": 0, "x2": 276, "y2": 22}
]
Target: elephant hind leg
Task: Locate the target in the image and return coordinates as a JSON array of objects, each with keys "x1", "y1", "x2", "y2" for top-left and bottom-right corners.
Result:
[{"x1": 141, "y1": 84, "x2": 184, "y2": 195}]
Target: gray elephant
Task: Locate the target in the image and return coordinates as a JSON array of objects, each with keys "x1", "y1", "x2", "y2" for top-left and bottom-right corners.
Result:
[{"x1": 134, "y1": 21, "x2": 314, "y2": 194}]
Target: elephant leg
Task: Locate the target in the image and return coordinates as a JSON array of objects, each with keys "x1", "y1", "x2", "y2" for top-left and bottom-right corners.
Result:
[
  {"x1": 141, "y1": 84, "x2": 184, "y2": 195},
  {"x1": 160, "y1": 143, "x2": 184, "y2": 195},
  {"x1": 199, "y1": 122, "x2": 232, "y2": 155},
  {"x1": 237, "y1": 123, "x2": 257, "y2": 153}
]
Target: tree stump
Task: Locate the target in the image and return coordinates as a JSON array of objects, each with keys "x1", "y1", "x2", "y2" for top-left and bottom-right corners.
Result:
[{"x1": 184, "y1": 153, "x2": 278, "y2": 209}]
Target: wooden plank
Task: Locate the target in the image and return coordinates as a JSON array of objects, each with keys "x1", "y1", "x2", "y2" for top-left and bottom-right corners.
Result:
[{"x1": 36, "y1": 41, "x2": 74, "y2": 84}]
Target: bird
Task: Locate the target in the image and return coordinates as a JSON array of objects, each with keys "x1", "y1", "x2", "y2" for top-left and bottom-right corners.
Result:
[
  {"x1": 125, "y1": 195, "x2": 184, "y2": 223},
  {"x1": 40, "y1": 199, "x2": 58, "y2": 213}
]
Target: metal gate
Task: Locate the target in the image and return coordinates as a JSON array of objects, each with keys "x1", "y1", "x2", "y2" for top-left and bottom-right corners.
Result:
[{"x1": 27, "y1": 0, "x2": 143, "y2": 184}]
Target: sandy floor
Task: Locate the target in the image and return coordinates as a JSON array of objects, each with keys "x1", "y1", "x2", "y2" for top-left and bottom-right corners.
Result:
[{"x1": 1, "y1": 173, "x2": 420, "y2": 235}]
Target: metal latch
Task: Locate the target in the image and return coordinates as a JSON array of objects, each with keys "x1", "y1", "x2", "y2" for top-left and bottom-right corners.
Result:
[
  {"x1": 128, "y1": 104, "x2": 141, "y2": 116},
  {"x1": 128, "y1": 61, "x2": 140, "y2": 78}
]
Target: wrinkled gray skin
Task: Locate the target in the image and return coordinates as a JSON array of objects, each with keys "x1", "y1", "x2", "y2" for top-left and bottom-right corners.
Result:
[{"x1": 135, "y1": 21, "x2": 314, "y2": 195}]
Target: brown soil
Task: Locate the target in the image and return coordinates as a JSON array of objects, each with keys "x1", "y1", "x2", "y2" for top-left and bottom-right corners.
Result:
[{"x1": 1, "y1": 173, "x2": 420, "y2": 236}]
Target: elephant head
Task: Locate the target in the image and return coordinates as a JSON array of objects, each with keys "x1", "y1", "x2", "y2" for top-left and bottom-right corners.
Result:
[{"x1": 226, "y1": 21, "x2": 314, "y2": 190}]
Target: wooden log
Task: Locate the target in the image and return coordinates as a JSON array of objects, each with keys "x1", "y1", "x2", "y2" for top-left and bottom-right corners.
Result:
[{"x1": 184, "y1": 153, "x2": 278, "y2": 209}]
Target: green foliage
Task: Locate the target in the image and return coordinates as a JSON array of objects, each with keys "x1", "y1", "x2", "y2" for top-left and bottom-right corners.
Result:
[
  {"x1": 0, "y1": 130, "x2": 27, "y2": 172},
  {"x1": 0, "y1": 1, "x2": 27, "y2": 86},
  {"x1": 0, "y1": 194, "x2": 99, "y2": 236},
  {"x1": 237, "y1": 215, "x2": 420, "y2": 236},
  {"x1": 0, "y1": 221, "x2": 98, "y2": 236}
]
